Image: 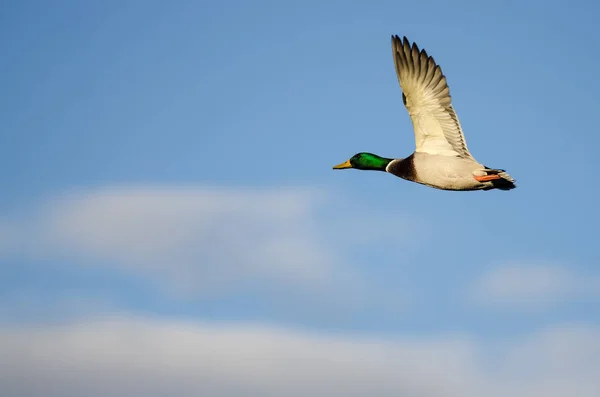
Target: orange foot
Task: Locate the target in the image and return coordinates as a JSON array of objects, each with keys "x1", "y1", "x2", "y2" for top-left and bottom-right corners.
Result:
[{"x1": 474, "y1": 174, "x2": 502, "y2": 182}]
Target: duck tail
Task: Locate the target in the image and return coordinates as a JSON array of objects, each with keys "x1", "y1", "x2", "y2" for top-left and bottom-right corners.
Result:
[{"x1": 484, "y1": 167, "x2": 516, "y2": 190}]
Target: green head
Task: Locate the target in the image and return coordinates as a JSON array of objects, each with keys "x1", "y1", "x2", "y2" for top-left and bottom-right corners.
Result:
[{"x1": 332, "y1": 152, "x2": 393, "y2": 171}]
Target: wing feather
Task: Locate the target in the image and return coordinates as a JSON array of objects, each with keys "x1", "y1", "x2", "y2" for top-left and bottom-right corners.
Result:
[{"x1": 391, "y1": 35, "x2": 475, "y2": 160}]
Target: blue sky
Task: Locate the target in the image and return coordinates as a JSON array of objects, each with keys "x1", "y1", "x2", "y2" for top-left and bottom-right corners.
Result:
[{"x1": 1, "y1": 0, "x2": 600, "y2": 396}]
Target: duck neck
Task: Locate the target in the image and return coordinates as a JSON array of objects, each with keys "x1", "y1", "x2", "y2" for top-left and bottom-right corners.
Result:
[{"x1": 385, "y1": 155, "x2": 415, "y2": 180}]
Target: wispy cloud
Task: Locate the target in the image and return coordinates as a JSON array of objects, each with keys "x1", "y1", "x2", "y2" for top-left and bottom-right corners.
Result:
[
  {"x1": 0, "y1": 185, "x2": 416, "y2": 308},
  {"x1": 470, "y1": 263, "x2": 600, "y2": 309},
  {"x1": 0, "y1": 317, "x2": 598, "y2": 397}
]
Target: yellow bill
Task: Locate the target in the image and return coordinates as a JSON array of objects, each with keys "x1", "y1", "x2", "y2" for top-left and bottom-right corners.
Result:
[{"x1": 332, "y1": 159, "x2": 352, "y2": 169}]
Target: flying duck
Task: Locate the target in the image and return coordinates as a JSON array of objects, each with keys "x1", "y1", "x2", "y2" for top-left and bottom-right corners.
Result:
[{"x1": 333, "y1": 35, "x2": 516, "y2": 191}]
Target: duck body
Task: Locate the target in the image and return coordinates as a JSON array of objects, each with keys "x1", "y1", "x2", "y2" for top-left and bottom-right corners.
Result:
[
  {"x1": 332, "y1": 35, "x2": 516, "y2": 192},
  {"x1": 387, "y1": 153, "x2": 515, "y2": 191}
]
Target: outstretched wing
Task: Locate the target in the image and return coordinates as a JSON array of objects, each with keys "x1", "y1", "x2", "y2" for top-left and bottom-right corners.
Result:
[{"x1": 391, "y1": 35, "x2": 475, "y2": 160}]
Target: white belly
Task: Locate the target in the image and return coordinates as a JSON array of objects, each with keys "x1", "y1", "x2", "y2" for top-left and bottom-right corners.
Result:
[{"x1": 411, "y1": 153, "x2": 486, "y2": 191}]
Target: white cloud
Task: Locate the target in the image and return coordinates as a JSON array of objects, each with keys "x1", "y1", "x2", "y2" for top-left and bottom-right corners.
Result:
[
  {"x1": 39, "y1": 186, "x2": 334, "y2": 295},
  {"x1": 0, "y1": 185, "x2": 415, "y2": 305},
  {"x1": 471, "y1": 264, "x2": 600, "y2": 309},
  {"x1": 0, "y1": 317, "x2": 598, "y2": 397}
]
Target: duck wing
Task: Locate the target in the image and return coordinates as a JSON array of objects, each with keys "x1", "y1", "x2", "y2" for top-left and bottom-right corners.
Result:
[{"x1": 391, "y1": 35, "x2": 476, "y2": 160}]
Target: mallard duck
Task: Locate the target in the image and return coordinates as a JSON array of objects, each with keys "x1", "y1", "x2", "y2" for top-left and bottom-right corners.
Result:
[{"x1": 333, "y1": 35, "x2": 516, "y2": 191}]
